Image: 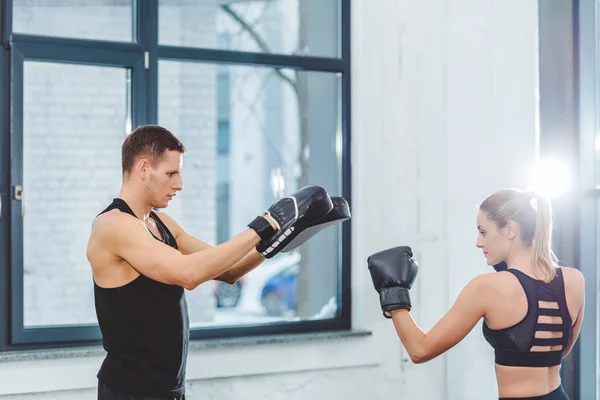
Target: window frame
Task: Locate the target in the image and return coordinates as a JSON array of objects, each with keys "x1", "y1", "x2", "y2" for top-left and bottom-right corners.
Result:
[
  {"x1": 538, "y1": 0, "x2": 600, "y2": 397},
  {"x1": 574, "y1": 0, "x2": 600, "y2": 398},
  {"x1": 0, "y1": 0, "x2": 352, "y2": 351}
]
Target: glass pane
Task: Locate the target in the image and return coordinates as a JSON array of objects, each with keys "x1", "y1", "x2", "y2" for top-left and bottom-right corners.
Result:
[
  {"x1": 23, "y1": 62, "x2": 129, "y2": 327},
  {"x1": 158, "y1": 60, "x2": 343, "y2": 327},
  {"x1": 159, "y1": 0, "x2": 339, "y2": 58},
  {"x1": 13, "y1": 0, "x2": 133, "y2": 42}
]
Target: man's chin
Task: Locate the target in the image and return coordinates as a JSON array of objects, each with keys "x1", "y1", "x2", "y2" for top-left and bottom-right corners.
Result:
[{"x1": 152, "y1": 201, "x2": 169, "y2": 210}]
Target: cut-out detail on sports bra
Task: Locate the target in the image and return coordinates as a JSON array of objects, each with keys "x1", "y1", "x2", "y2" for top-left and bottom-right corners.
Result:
[{"x1": 482, "y1": 268, "x2": 572, "y2": 367}]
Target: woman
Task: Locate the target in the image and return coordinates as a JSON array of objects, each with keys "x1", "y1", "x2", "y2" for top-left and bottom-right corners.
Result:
[{"x1": 368, "y1": 189, "x2": 586, "y2": 399}]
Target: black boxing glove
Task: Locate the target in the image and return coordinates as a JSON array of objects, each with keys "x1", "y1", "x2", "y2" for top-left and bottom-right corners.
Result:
[{"x1": 367, "y1": 246, "x2": 419, "y2": 318}]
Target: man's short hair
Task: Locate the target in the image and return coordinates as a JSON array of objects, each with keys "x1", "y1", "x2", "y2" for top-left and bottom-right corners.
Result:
[{"x1": 121, "y1": 125, "x2": 186, "y2": 174}]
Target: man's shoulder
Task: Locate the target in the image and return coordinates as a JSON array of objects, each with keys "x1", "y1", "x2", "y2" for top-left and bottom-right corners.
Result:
[{"x1": 92, "y1": 209, "x2": 140, "y2": 238}]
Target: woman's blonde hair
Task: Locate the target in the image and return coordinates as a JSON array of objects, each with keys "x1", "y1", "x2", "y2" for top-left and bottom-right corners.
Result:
[{"x1": 479, "y1": 188, "x2": 557, "y2": 282}]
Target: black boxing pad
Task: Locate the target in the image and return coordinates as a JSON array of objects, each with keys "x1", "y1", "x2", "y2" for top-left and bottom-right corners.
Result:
[
  {"x1": 280, "y1": 196, "x2": 351, "y2": 253},
  {"x1": 256, "y1": 185, "x2": 334, "y2": 258}
]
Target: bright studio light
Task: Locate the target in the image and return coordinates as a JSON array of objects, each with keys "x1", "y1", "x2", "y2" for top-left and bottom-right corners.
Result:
[
  {"x1": 528, "y1": 159, "x2": 571, "y2": 199},
  {"x1": 270, "y1": 168, "x2": 286, "y2": 199}
]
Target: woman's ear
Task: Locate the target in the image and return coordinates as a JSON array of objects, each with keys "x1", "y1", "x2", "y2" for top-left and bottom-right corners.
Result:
[{"x1": 505, "y1": 220, "x2": 517, "y2": 240}]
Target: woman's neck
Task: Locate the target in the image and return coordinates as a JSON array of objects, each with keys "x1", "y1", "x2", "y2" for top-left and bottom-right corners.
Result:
[{"x1": 506, "y1": 246, "x2": 536, "y2": 275}]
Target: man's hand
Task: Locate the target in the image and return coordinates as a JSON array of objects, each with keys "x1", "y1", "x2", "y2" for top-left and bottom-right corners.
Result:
[{"x1": 263, "y1": 213, "x2": 278, "y2": 231}]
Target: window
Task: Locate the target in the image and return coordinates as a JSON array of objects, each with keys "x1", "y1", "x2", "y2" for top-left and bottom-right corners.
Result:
[
  {"x1": 576, "y1": 0, "x2": 600, "y2": 394},
  {"x1": 22, "y1": 62, "x2": 129, "y2": 328},
  {"x1": 13, "y1": 0, "x2": 134, "y2": 42},
  {"x1": 0, "y1": 0, "x2": 350, "y2": 351},
  {"x1": 158, "y1": 0, "x2": 339, "y2": 58},
  {"x1": 550, "y1": 0, "x2": 600, "y2": 397}
]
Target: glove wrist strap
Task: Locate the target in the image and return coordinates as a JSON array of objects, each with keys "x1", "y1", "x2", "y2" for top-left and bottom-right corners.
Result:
[
  {"x1": 379, "y1": 287, "x2": 411, "y2": 318},
  {"x1": 248, "y1": 216, "x2": 276, "y2": 240}
]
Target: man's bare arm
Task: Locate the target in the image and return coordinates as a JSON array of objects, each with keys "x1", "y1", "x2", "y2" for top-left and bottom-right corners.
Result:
[
  {"x1": 175, "y1": 231, "x2": 264, "y2": 283},
  {"x1": 97, "y1": 213, "x2": 261, "y2": 290},
  {"x1": 218, "y1": 250, "x2": 264, "y2": 283},
  {"x1": 156, "y1": 211, "x2": 266, "y2": 284}
]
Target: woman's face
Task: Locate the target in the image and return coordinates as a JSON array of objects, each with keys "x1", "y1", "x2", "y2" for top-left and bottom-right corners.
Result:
[{"x1": 475, "y1": 210, "x2": 511, "y2": 266}]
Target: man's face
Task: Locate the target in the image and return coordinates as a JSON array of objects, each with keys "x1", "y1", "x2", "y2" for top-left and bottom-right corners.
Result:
[{"x1": 146, "y1": 150, "x2": 183, "y2": 209}]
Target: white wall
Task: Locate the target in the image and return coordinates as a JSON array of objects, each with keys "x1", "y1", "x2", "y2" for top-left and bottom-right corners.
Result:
[{"x1": 0, "y1": 0, "x2": 539, "y2": 399}]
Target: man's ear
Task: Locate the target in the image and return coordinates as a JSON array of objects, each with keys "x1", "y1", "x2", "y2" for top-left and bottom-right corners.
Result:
[{"x1": 136, "y1": 158, "x2": 150, "y2": 180}]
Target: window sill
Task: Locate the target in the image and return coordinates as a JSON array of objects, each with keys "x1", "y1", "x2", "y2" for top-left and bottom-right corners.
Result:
[
  {"x1": 0, "y1": 330, "x2": 377, "y2": 396},
  {"x1": 0, "y1": 329, "x2": 371, "y2": 363}
]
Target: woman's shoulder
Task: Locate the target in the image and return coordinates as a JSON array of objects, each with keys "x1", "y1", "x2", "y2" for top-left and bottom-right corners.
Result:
[
  {"x1": 473, "y1": 270, "x2": 518, "y2": 283},
  {"x1": 466, "y1": 271, "x2": 517, "y2": 294},
  {"x1": 463, "y1": 272, "x2": 526, "y2": 313},
  {"x1": 559, "y1": 266, "x2": 585, "y2": 290}
]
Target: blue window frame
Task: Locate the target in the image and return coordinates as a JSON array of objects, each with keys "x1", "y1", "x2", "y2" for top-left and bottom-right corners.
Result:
[
  {"x1": 574, "y1": 1, "x2": 600, "y2": 398},
  {"x1": 538, "y1": 1, "x2": 600, "y2": 398}
]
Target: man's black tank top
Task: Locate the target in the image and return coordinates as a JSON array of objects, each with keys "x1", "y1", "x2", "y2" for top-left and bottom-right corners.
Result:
[
  {"x1": 94, "y1": 198, "x2": 189, "y2": 397},
  {"x1": 483, "y1": 267, "x2": 572, "y2": 367}
]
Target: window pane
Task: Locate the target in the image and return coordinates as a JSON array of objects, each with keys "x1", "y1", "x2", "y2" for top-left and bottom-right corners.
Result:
[
  {"x1": 159, "y1": 0, "x2": 339, "y2": 58},
  {"x1": 158, "y1": 60, "x2": 343, "y2": 327},
  {"x1": 13, "y1": 0, "x2": 133, "y2": 42},
  {"x1": 23, "y1": 62, "x2": 129, "y2": 327}
]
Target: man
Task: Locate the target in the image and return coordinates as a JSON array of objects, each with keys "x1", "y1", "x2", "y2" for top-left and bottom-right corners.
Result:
[{"x1": 87, "y1": 125, "x2": 332, "y2": 399}]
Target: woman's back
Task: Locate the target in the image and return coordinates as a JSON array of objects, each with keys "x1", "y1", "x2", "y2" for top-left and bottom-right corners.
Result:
[
  {"x1": 483, "y1": 266, "x2": 585, "y2": 398},
  {"x1": 368, "y1": 189, "x2": 587, "y2": 399}
]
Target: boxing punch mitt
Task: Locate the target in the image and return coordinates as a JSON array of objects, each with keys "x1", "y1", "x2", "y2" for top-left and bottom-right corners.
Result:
[
  {"x1": 255, "y1": 185, "x2": 334, "y2": 259},
  {"x1": 368, "y1": 246, "x2": 419, "y2": 318},
  {"x1": 279, "y1": 196, "x2": 351, "y2": 253}
]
